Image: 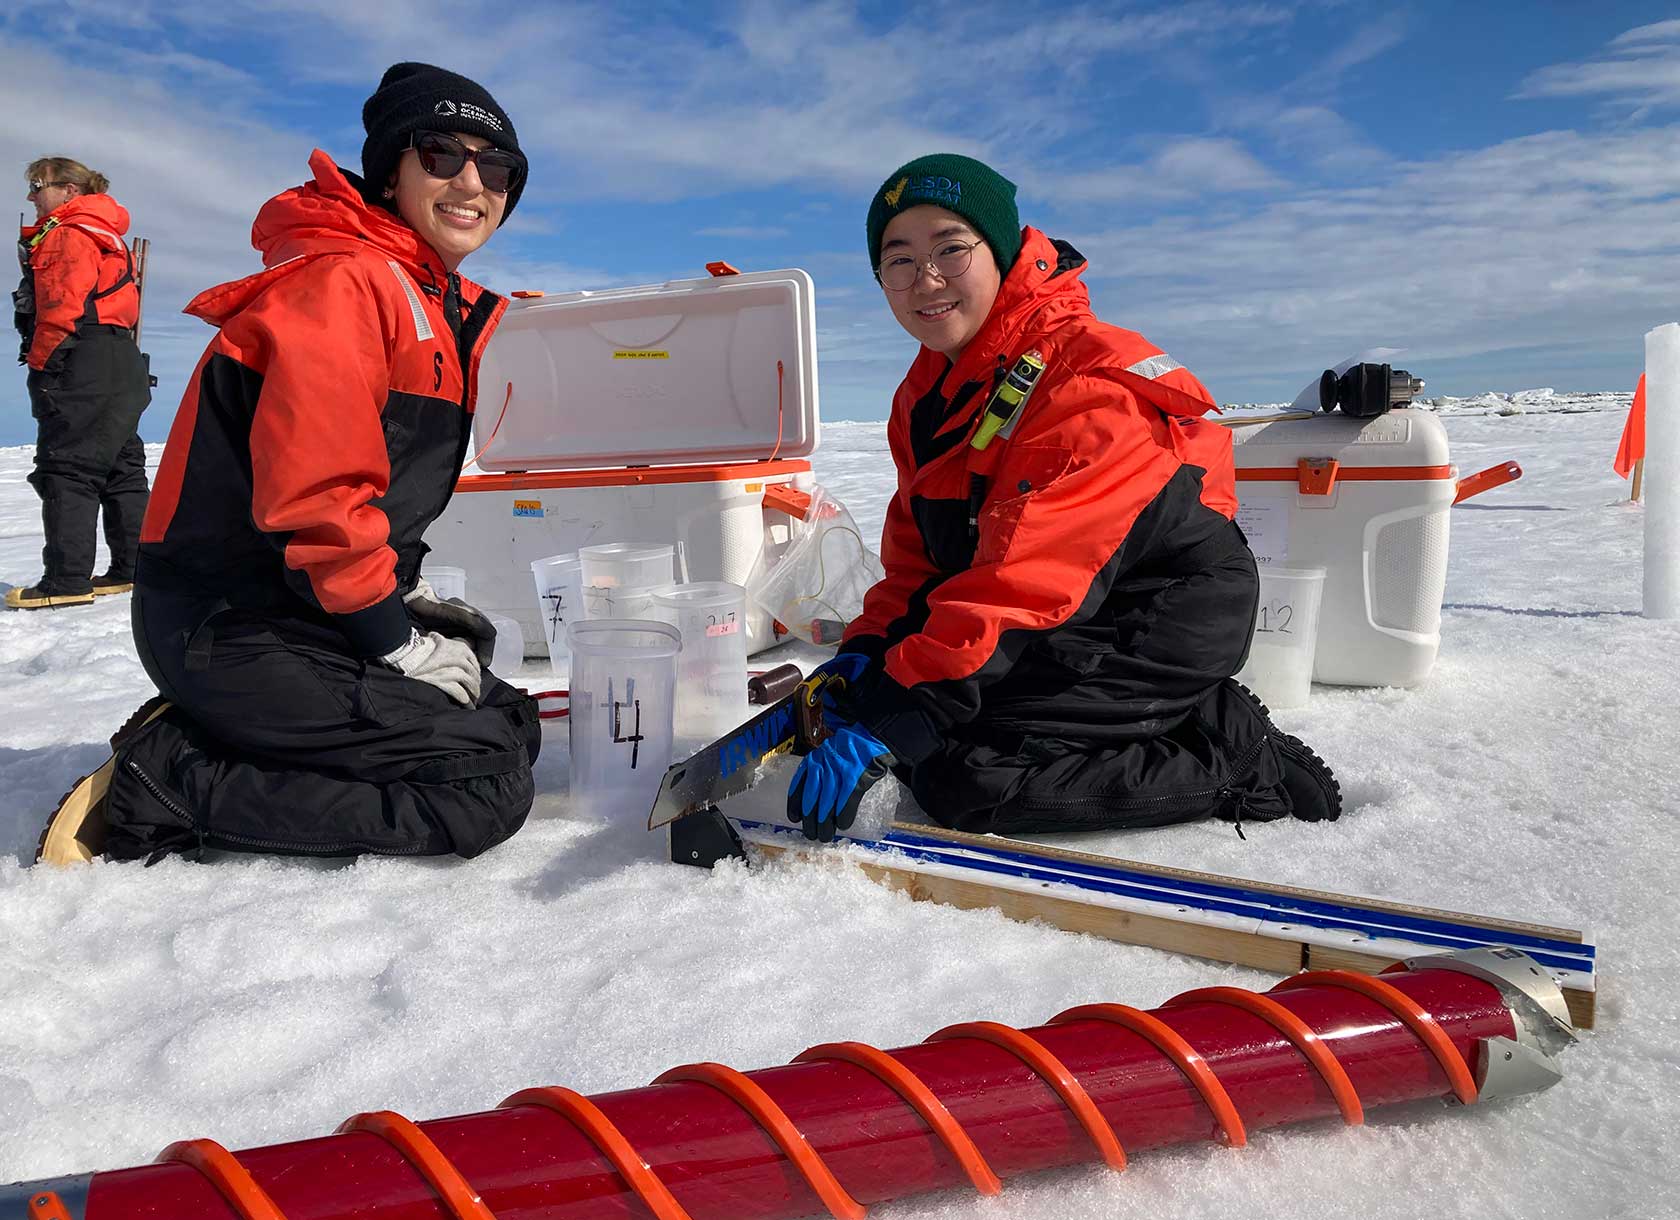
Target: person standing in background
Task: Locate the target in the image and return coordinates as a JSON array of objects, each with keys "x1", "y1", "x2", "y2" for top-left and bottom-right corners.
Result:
[{"x1": 10, "y1": 158, "x2": 151, "y2": 610}]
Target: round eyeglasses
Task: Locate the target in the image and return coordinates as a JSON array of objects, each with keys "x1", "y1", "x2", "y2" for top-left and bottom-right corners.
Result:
[{"x1": 876, "y1": 238, "x2": 983, "y2": 292}]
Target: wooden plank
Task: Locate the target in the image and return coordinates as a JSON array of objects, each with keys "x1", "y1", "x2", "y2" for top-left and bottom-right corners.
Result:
[
  {"x1": 745, "y1": 823, "x2": 1598, "y2": 1029},
  {"x1": 755, "y1": 842, "x2": 1304, "y2": 975}
]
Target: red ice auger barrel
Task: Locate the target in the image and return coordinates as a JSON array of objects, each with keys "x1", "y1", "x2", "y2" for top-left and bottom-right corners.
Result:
[{"x1": 3, "y1": 948, "x2": 1576, "y2": 1220}]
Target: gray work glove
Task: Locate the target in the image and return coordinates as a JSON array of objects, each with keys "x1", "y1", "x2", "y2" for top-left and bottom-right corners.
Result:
[
  {"x1": 404, "y1": 576, "x2": 497, "y2": 668},
  {"x1": 378, "y1": 628, "x2": 482, "y2": 707}
]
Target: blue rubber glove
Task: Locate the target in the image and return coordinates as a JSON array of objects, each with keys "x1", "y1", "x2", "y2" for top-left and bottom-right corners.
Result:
[
  {"x1": 787, "y1": 722, "x2": 894, "y2": 842},
  {"x1": 809, "y1": 651, "x2": 872, "y2": 730}
]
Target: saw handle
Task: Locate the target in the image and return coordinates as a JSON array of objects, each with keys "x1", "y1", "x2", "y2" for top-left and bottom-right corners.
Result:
[{"x1": 796, "y1": 672, "x2": 849, "y2": 753}]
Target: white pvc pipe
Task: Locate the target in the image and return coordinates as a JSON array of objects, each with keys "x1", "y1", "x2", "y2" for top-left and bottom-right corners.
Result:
[{"x1": 1645, "y1": 323, "x2": 1680, "y2": 618}]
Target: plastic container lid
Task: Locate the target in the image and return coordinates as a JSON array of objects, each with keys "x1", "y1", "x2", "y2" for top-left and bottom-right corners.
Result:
[
  {"x1": 531, "y1": 552, "x2": 582, "y2": 575},
  {"x1": 425, "y1": 565, "x2": 467, "y2": 601},
  {"x1": 651, "y1": 581, "x2": 744, "y2": 612},
  {"x1": 1231, "y1": 408, "x2": 1452, "y2": 472},
  {"x1": 473, "y1": 268, "x2": 820, "y2": 472}
]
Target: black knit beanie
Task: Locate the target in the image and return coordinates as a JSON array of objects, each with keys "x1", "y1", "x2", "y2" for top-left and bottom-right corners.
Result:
[
  {"x1": 361, "y1": 62, "x2": 526, "y2": 224},
  {"x1": 866, "y1": 153, "x2": 1021, "y2": 277}
]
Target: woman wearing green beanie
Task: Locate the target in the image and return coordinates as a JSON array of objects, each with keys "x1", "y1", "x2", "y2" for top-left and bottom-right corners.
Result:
[{"x1": 787, "y1": 152, "x2": 1342, "y2": 842}]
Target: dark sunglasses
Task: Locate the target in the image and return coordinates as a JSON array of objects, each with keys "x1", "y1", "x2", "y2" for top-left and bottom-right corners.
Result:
[
  {"x1": 409, "y1": 131, "x2": 526, "y2": 195},
  {"x1": 27, "y1": 179, "x2": 69, "y2": 194}
]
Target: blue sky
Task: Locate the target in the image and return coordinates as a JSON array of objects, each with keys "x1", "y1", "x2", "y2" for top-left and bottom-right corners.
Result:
[{"x1": 4, "y1": 1, "x2": 1679, "y2": 445}]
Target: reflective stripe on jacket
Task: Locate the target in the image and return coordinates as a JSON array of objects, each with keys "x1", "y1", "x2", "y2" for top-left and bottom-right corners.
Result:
[
  {"x1": 138, "y1": 150, "x2": 507, "y2": 657},
  {"x1": 843, "y1": 227, "x2": 1250, "y2": 764}
]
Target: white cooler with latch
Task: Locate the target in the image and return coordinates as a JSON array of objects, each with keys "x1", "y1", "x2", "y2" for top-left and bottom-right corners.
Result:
[
  {"x1": 1229, "y1": 409, "x2": 1459, "y2": 688},
  {"x1": 424, "y1": 267, "x2": 821, "y2": 657}
]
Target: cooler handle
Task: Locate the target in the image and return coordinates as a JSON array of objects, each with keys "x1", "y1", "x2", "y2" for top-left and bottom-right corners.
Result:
[{"x1": 1453, "y1": 461, "x2": 1522, "y2": 505}]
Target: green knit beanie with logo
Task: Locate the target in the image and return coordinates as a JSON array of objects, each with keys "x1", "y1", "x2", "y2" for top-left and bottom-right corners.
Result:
[{"x1": 866, "y1": 153, "x2": 1022, "y2": 279}]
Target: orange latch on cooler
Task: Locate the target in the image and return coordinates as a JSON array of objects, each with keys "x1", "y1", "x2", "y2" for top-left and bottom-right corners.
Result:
[
  {"x1": 1297, "y1": 457, "x2": 1341, "y2": 496},
  {"x1": 761, "y1": 483, "x2": 812, "y2": 518},
  {"x1": 706, "y1": 261, "x2": 742, "y2": 277}
]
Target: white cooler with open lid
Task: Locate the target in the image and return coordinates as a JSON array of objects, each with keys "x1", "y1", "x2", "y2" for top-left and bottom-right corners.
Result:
[
  {"x1": 1230, "y1": 408, "x2": 1457, "y2": 687},
  {"x1": 423, "y1": 267, "x2": 821, "y2": 657}
]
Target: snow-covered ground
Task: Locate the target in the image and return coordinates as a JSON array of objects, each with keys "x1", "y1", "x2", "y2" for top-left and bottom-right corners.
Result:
[{"x1": 2, "y1": 395, "x2": 1677, "y2": 1219}]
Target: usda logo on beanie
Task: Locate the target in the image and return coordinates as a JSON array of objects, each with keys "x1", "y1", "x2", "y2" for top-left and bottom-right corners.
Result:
[{"x1": 892, "y1": 175, "x2": 963, "y2": 210}]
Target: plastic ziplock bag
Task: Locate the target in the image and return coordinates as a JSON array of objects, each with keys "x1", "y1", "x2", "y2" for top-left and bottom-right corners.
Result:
[{"x1": 745, "y1": 485, "x2": 883, "y2": 645}]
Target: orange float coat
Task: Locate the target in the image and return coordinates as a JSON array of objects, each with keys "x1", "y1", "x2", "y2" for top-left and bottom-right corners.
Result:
[
  {"x1": 138, "y1": 151, "x2": 507, "y2": 657},
  {"x1": 17, "y1": 193, "x2": 139, "y2": 370},
  {"x1": 843, "y1": 228, "x2": 1249, "y2": 766}
]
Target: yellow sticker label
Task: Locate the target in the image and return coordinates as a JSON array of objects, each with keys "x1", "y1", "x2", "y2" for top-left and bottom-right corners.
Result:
[
  {"x1": 512, "y1": 500, "x2": 543, "y2": 518},
  {"x1": 612, "y1": 350, "x2": 670, "y2": 360}
]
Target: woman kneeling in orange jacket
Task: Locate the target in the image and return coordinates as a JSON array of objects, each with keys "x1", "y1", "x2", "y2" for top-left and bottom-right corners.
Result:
[{"x1": 788, "y1": 154, "x2": 1340, "y2": 841}]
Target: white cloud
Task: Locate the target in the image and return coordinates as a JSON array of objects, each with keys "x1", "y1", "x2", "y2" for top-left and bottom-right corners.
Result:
[
  {"x1": 1219, "y1": 101, "x2": 1388, "y2": 175},
  {"x1": 1200, "y1": 13, "x2": 1411, "y2": 175},
  {"x1": 1614, "y1": 18, "x2": 1680, "y2": 47},
  {"x1": 1064, "y1": 125, "x2": 1680, "y2": 398},
  {"x1": 6, "y1": 1, "x2": 1306, "y2": 208},
  {"x1": 488, "y1": 0, "x2": 1309, "y2": 202},
  {"x1": 4, "y1": 1, "x2": 1673, "y2": 426},
  {"x1": 1516, "y1": 19, "x2": 1680, "y2": 111},
  {"x1": 1023, "y1": 137, "x2": 1283, "y2": 204},
  {"x1": 1313, "y1": 9, "x2": 1411, "y2": 82}
]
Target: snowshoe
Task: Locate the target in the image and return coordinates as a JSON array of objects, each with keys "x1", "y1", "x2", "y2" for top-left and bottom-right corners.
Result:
[{"x1": 36, "y1": 697, "x2": 173, "y2": 866}]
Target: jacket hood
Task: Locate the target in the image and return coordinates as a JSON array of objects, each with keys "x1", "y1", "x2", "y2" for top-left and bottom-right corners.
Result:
[
  {"x1": 21, "y1": 193, "x2": 132, "y2": 248},
  {"x1": 932, "y1": 226, "x2": 1089, "y2": 395},
  {"x1": 251, "y1": 149, "x2": 448, "y2": 280},
  {"x1": 187, "y1": 150, "x2": 461, "y2": 327},
  {"x1": 916, "y1": 225, "x2": 1215, "y2": 422}
]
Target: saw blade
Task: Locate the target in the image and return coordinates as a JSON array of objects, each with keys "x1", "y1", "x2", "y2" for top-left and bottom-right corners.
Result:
[{"x1": 646, "y1": 693, "x2": 803, "y2": 829}]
